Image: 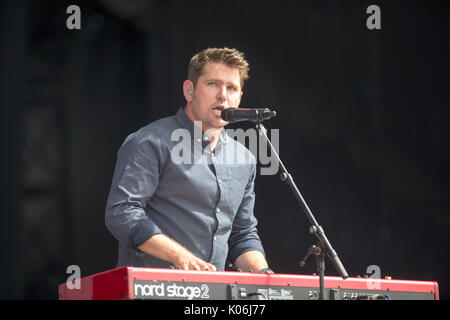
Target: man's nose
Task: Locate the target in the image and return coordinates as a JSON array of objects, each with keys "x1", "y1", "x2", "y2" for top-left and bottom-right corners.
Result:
[{"x1": 217, "y1": 85, "x2": 227, "y2": 101}]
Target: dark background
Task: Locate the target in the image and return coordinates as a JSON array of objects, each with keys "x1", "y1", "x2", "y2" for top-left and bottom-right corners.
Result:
[{"x1": 0, "y1": 0, "x2": 448, "y2": 300}]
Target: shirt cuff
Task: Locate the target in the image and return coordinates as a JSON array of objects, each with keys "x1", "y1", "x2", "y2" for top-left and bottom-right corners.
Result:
[
  {"x1": 128, "y1": 219, "x2": 162, "y2": 251},
  {"x1": 228, "y1": 238, "x2": 265, "y2": 264}
]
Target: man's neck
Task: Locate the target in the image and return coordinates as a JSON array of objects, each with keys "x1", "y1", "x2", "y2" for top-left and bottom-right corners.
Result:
[{"x1": 184, "y1": 107, "x2": 222, "y2": 150}]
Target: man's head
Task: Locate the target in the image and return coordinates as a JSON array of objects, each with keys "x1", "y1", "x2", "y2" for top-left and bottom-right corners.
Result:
[{"x1": 184, "y1": 47, "x2": 250, "y2": 132}]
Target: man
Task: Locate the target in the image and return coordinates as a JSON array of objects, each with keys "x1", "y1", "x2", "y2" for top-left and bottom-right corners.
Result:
[{"x1": 105, "y1": 47, "x2": 271, "y2": 273}]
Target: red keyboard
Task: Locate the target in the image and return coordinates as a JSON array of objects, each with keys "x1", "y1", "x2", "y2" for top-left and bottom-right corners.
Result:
[{"x1": 58, "y1": 266, "x2": 439, "y2": 300}]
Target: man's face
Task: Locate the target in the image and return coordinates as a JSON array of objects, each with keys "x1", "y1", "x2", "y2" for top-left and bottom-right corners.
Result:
[{"x1": 184, "y1": 62, "x2": 243, "y2": 131}]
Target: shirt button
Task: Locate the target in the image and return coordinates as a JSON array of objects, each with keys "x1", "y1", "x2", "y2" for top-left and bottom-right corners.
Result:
[
  {"x1": 216, "y1": 208, "x2": 220, "y2": 213},
  {"x1": 214, "y1": 236, "x2": 217, "y2": 241},
  {"x1": 218, "y1": 179, "x2": 222, "y2": 184}
]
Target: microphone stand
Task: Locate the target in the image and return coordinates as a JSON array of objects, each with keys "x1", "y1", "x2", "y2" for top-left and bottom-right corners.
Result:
[{"x1": 256, "y1": 122, "x2": 348, "y2": 300}]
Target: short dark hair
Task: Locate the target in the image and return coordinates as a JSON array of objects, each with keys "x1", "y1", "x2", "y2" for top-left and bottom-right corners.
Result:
[{"x1": 188, "y1": 47, "x2": 250, "y2": 88}]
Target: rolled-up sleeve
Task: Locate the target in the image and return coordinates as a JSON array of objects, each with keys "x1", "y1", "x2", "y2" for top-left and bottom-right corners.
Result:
[
  {"x1": 227, "y1": 164, "x2": 265, "y2": 263},
  {"x1": 105, "y1": 129, "x2": 167, "y2": 252}
]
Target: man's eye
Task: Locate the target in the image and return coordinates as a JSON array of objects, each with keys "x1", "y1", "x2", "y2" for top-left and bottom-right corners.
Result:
[
  {"x1": 227, "y1": 86, "x2": 237, "y2": 91},
  {"x1": 208, "y1": 82, "x2": 216, "y2": 86}
]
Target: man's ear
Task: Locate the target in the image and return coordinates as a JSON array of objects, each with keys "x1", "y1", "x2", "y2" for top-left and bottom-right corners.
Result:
[{"x1": 183, "y1": 80, "x2": 194, "y2": 102}]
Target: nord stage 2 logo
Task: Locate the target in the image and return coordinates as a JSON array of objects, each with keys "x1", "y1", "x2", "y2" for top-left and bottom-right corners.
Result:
[{"x1": 134, "y1": 280, "x2": 210, "y2": 300}]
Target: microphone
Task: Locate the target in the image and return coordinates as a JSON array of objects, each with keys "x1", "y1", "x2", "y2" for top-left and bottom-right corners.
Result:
[{"x1": 221, "y1": 108, "x2": 277, "y2": 123}]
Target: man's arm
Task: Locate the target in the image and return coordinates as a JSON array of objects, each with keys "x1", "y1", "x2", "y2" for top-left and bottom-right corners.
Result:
[
  {"x1": 105, "y1": 131, "x2": 165, "y2": 253},
  {"x1": 137, "y1": 234, "x2": 217, "y2": 271},
  {"x1": 233, "y1": 250, "x2": 268, "y2": 272},
  {"x1": 228, "y1": 162, "x2": 272, "y2": 273}
]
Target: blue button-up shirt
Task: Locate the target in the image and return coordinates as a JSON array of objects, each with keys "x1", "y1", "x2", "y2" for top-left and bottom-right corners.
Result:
[{"x1": 105, "y1": 107, "x2": 265, "y2": 270}]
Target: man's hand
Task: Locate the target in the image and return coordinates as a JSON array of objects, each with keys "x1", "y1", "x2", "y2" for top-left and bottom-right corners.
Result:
[
  {"x1": 173, "y1": 250, "x2": 217, "y2": 271},
  {"x1": 137, "y1": 234, "x2": 217, "y2": 271}
]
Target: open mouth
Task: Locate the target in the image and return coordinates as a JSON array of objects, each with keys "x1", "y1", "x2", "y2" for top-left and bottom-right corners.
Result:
[{"x1": 213, "y1": 105, "x2": 225, "y2": 116}]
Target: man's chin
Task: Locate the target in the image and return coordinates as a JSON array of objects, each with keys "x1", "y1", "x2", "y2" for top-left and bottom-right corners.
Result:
[{"x1": 203, "y1": 120, "x2": 225, "y2": 131}]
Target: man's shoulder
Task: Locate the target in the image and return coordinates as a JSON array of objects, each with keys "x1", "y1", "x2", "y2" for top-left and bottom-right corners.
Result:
[
  {"x1": 126, "y1": 113, "x2": 179, "y2": 143},
  {"x1": 144, "y1": 114, "x2": 179, "y2": 133},
  {"x1": 116, "y1": 114, "x2": 181, "y2": 155}
]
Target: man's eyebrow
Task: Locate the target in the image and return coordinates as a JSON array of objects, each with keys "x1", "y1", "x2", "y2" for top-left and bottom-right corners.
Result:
[{"x1": 205, "y1": 78, "x2": 239, "y2": 87}]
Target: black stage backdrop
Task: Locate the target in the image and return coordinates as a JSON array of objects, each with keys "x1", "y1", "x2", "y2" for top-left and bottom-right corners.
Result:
[{"x1": 0, "y1": 0, "x2": 448, "y2": 300}]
